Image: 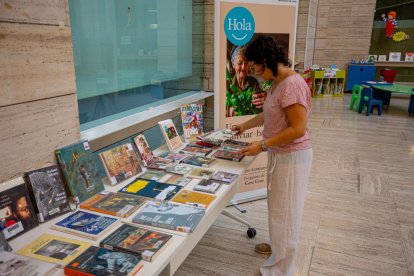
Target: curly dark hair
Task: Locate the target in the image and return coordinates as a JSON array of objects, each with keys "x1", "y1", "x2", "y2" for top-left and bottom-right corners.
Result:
[{"x1": 244, "y1": 35, "x2": 291, "y2": 77}]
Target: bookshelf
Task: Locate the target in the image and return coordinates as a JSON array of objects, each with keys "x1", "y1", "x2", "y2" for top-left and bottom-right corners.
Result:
[{"x1": 311, "y1": 70, "x2": 346, "y2": 98}]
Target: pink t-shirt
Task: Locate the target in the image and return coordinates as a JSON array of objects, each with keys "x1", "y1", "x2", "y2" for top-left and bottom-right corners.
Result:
[{"x1": 262, "y1": 73, "x2": 312, "y2": 153}]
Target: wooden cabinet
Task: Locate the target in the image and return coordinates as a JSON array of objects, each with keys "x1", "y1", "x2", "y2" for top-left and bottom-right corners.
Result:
[{"x1": 311, "y1": 70, "x2": 345, "y2": 98}]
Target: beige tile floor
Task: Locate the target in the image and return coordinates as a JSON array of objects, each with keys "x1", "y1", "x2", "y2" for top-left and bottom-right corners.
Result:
[{"x1": 176, "y1": 93, "x2": 414, "y2": 276}]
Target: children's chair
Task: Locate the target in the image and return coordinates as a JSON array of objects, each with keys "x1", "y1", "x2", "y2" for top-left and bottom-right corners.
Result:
[
  {"x1": 349, "y1": 85, "x2": 362, "y2": 111},
  {"x1": 358, "y1": 87, "x2": 383, "y2": 116}
]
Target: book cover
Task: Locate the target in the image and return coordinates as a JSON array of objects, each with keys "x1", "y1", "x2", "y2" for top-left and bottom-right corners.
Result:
[
  {"x1": 197, "y1": 129, "x2": 235, "y2": 144},
  {"x1": 182, "y1": 155, "x2": 216, "y2": 167},
  {"x1": 180, "y1": 104, "x2": 204, "y2": 142},
  {"x1": 0, "y1": 231, "x2": 12, "y2": 251},
  {"x1": 147, "y1": 160, "x2": 171, "y2": 171},
  {"x1": 0, "y1": 177, "x2": 38, "y2": 240},
  {"x1": 118, "y1": 178, "x2": 182, "y2": 201},
  {"x1": 158, "y1": 119, "x2": 183, "y2": 151},
  {"x1": 99, "y1": 143, "x2": 142, "y2": 185},
  {"x1": 179, "y1": 145, "x2": 212, "y2": 157},
  {"x1": 139, "y1": 170, "x2": 169, "y2": 181},
  {"x1": 163, "y1": 174, "x2": 192, "y2": 187},
  {"x1": 212, "y1": 150, "x2": 244, "y2": 162},
  {"x1": 132, "y1": 201, "x2": 205, "y2": 233},
  {"x1": 172, "y1": 190, "x2": 216, "y2": 209},
  {"x1": 133, "y1": 134, "x2": 156, "y2": 167},
  {"x1": 211, "y1": 171, "x2": 239, "y2": 184},
  {"x1": 389, "y1": 52, "x2": 401, "y2": 61},
  {"x1": 165, "y1": 164, "x2": 194, "y2": 175},
  {"x1": 64, "y1": 246, "x2": 143, "y2": 276},
  {"x1": 193, "y1": 179, "x2": 222, "y2": 194},
  {"x1": 80, "y1": 191, "x2": 146, "y2": 218},
  {"x1": 100, "y1": 224, "x2": 172, "y2": 262},
  {"x1": 25, "y1": 165, "x2": 71, "y2": 223},
  {"x1": 51, "y1": 210, "x2": 120, "y2": 241},
  {"x1": 55, "y1": 141, "x2": 105, "y2": 204},
  {"x1": 0, "y1": 251, "x2": 58, "y2": 276},
  {"x1": 157, "y1": 152, "x2": 189, "y2": 163},
  {"x1": 405, "y1": 52, "x2": 414, "y2": 62},
  {"x1": 188, "y1": 168, "x2": 216, "y2": 179},
  {"x1": 17, "y1": 234, "x2": 91, "y2": 266}
]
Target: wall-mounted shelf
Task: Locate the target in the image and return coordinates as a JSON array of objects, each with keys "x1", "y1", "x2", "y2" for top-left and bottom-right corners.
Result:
[{"x1": 375, "y1": 61, "x2": 414, "y2": 68}]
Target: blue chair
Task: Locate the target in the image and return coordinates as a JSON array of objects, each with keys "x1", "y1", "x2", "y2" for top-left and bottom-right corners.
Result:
[{"x1": 358, "y1": 87, "x2": 382, "y2": 116}]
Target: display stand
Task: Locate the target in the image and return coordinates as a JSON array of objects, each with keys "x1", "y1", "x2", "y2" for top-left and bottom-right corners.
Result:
[
  {"x1": 9, "y1": 143, "x2": 257, "y2": 276},
  {"x1": 311, "y1": 69, "x2": 345, "y2": 97}
]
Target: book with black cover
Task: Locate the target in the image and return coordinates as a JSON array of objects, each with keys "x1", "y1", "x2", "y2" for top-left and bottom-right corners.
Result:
[
  {"x1": 64, "y1": 246, "x2": 143, "y2": 276},
  {"x1": 100, "y1": 223, "x2": 172, "y2": 262},
  {"x1": 132, "y1": 201, "x2": 205, "y2": 233},
  {"x1": 55, "y1": 140, "x2": 105, "y2": 203},
  {"x1": 0, "y1": 177, "x2": 38, "y2": 240},
  {"x1": 25, "y1": 165, "x2": 71, "y2": 223},
  {"x1": 118, "y1": 178, "x2": 182, "y2": 201}
]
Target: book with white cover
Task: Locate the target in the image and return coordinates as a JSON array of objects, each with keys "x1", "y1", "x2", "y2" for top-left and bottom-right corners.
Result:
[{"x1": 158, "y1": 119, "x2": 183, "y2": 151}]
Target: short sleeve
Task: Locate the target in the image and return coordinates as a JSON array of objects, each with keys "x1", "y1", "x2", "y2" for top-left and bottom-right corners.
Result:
[{"x1": 278, "y1": 75, "x2": 311, "y2": 111}]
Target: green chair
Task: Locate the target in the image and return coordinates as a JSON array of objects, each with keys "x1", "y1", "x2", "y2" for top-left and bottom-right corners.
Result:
[{"x1": 349, "y1": 85, "x2": 362, "y2": 111}]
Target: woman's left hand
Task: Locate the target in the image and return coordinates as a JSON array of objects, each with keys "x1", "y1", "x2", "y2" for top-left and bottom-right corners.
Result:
[{"x1": 239, "y1": 141, "x2": 262, "y2": 156}]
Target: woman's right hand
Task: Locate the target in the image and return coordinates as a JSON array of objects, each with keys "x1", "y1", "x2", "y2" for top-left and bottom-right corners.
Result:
[{"x1": 231, "y1": 124, "x2": 246, "y2": 135}]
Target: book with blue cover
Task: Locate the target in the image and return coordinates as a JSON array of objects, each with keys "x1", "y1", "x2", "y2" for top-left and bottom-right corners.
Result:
[
  {"x1": 118, "y1": 178, "x2": 182, "y2": 201},
  {"x1": 132, "y1": 201, "x2": 205, "y2": 233},
  {"x1": 51, "y1": 210, "x2": 120, "y2": 240},
  {"x1": 55, "y1": 141, "x2": 105, "y2": 204}
]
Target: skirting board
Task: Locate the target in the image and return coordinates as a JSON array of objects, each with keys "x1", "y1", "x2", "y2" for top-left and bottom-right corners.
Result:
[{"x1": 229, "y1": 188, "x2": 267, "y2": 205}]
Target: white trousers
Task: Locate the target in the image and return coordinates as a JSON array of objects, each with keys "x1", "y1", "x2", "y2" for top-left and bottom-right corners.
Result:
[{"x1": 261, "y1": 148, "x2": 313, "y2": 276}]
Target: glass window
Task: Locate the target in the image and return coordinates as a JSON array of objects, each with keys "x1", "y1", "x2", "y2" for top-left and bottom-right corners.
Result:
[{"x1": 69, "y1": 0, "x2": 204, "y2": 128}]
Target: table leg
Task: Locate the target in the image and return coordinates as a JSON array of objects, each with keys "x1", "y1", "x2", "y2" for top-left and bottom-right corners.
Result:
[{"x1": 409, "y1": 94, "x2": 414, "y2": 116}]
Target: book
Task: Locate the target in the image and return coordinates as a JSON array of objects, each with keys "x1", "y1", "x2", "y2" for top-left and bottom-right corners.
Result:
[
  {"x1": 212, "y1": 150, "x2": 245, "y2": 162},
  {"x1": 147, "y1": 160, "x2": 171, "y2": 171},
  {"x1": 211, "y1": 171, "x2": 239, "y2": 184},
  {"x1": 80, "y1": 191, "x2": 146, "y2": 218},
  {"x1": 133, "y1": 134, "x2": 156, "y2": 167},
  {"x1": 0, "y1": 251, "x2": 58, "y2": 276},
  {"x1": 172, "y1": 190, "x2": 216, "y2": 208},
  {"x1": 55, "y1": 140, "x2": 105, "y2": 204},
  {"x1": 179, "y1": 145, "x2": 212, "y2": 157},
  {"x1": 389, "y1": 52, "x2": 401, "y2": 61},
  {"x1": 118, "y1": 178, "x2": 182, "y2": 201},
  {"x1": 165, "y1": 164, "x2": 194, "y2": 175},
  {"x1": 139, "y1": 170, "x2": 169, "y2": 181},
  {"x1": 405, "y1": 52, "x2": 414, "y2": 62},
  {"x1": 17, "y1": 234, "x2": 91, "y2": 266},
  {"x1": 132, "y1": 201, "x2": 205, "y2": 233},
  {"x1": 0, "y1": 231, "x2": 12, "y2": 251},
  {"x1": 25, "y1": 165, "x2": 71, "y2": 223},
  {"x1": 222, "y1": 139, "x2": 250, "y2": 148},
  {"x1": 51, "y1": 210, "x2": 121, "y2": 241},
  {"x1": 162, "y1": 174, "x2": 193, "y2": 187},
  {"x1": 193, "y1": 179, "x2": 222, "y2": 194},
  {"x1": 188, "y1": 168, "x2": 216, "y2": 179},
  {"x1": 0, "y1": 177, "x2": 38, "y2": 240},
  {"x1": 99, "y1": 143, "x2": 142, "y2": 185},
  {"x1": 158, "y1": 119, "x2": 183, "y2": 151},
  {"x1": 182, "y1": 155, "x2": 216, "y2": 167},
  {"x1": 197, "y1": 129, "x2": 235, "y2": 145},
  {"x1": 64, "y1": 246, "x2": 143, "y2": 276},
  {"x1": 157, "y1": 152, "x2": 189, "y2": 163},
  {"x1": 180, "y1": 104, "x2": 204, "y2": 142},
  {"x1": 100, "y1": 223, "x2": 172, "y2": 262}
]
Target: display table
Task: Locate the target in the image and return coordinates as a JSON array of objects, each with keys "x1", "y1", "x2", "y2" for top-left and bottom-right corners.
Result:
[{"x1": 9, "y1": 145, "x2": 256, "y2": 276}]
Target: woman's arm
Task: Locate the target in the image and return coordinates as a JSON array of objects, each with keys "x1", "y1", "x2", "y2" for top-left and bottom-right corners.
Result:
[{"x1": 239, "y1": 103, "x2": 307, "y2": 156}]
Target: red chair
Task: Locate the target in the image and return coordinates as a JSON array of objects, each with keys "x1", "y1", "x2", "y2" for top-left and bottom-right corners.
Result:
[{"x1": 375, "y1": 69, "x2": 398, "y2": 107}]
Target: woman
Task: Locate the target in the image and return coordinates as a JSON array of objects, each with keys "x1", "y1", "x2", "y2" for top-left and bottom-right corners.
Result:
[
  {"x1": 232, "y1": 35, "x2": 312, "y2": 276},
  {"x1": 227, "y1": 46, "x2": 265, "y2": 116}
]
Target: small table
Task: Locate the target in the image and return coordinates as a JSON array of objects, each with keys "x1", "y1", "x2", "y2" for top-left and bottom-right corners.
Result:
[{"x1": 371, "y1": 84, "x2": 414, "y2": 115}]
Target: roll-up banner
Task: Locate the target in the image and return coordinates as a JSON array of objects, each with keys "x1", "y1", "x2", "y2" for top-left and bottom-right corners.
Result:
[{"x1": 214, "y1": 0, "x2": 298, "y2": 203}]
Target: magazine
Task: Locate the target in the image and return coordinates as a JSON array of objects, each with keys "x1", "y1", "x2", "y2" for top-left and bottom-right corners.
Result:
[
  {"x1": 100, "y1": 223, "x2": 172, "y2": 262},
  {"x1": 165, "y1": 164, "x2": 194, "y2": 175},
  {"x1": 197, "y1": 129, "x2": 235, "y2": 145},
  {"x1": 188, "y1": 168, "x2": 216, "y2": 179},
  {"x1": 147, "y1": 160, "x2": 171, "y2": 171},
  {"x1": 193, "y1": 179, "x2": 222, "y2": 194},
  {"x1": 132, "y1": 201, "x2": 205, "y2": 233},
  {"x1": 212, "y1": 150, "x2": 244, "y2": 162},
  {"x1": 133, "y1": 134, "x2": 156, "y2": 167},
  {"x1": 0, "y1": 251, "x2": 58, "y2": 276},
  {"x1": 99, "y1": 143, "x2": 142, "y2": 185},
  {"x1": 211, "y1": 171, "x2": 239, "y2": 184},
  {"x1": 158, "y1": 119, "x2": 183, "y2": 151},
  {"x1": 51, "y1": 210, "x2": 121, "y2": 241},
  {"x1": 118, "y1": 178, "x2": 182, "y2": 201},
  {"x1": 162, "y1": 174, "x2": 193, "y2": 187},
  {"x1": 172, "y1": 190, "x2": 216, "y2": 208},
  {"x1": 157, "y1": 152, "x2": 189, "y2": 163},
  {"x1": 139, "y1": 170, "x2": 170, "y2": 181},
  {"x1": 180, "y1": 104, "x2": 203, "y2": 142},
  {"x1": 182, "y1": 155, "x2": 216, "y2": 167},
  {"x1": 180, "y1": 145, "x2": 212, "y2": 157}
]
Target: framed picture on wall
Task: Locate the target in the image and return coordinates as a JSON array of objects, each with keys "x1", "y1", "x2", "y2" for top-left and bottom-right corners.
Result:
[
  {"x1": 405, "y1": 52, "x2": 414, "y2": 62},
  {"x1": 389, "y1": 52, "x2": 401, "y2": 61},
  {"x1": 378, "y1": 55, "x2": 387, "y2": 61}
]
